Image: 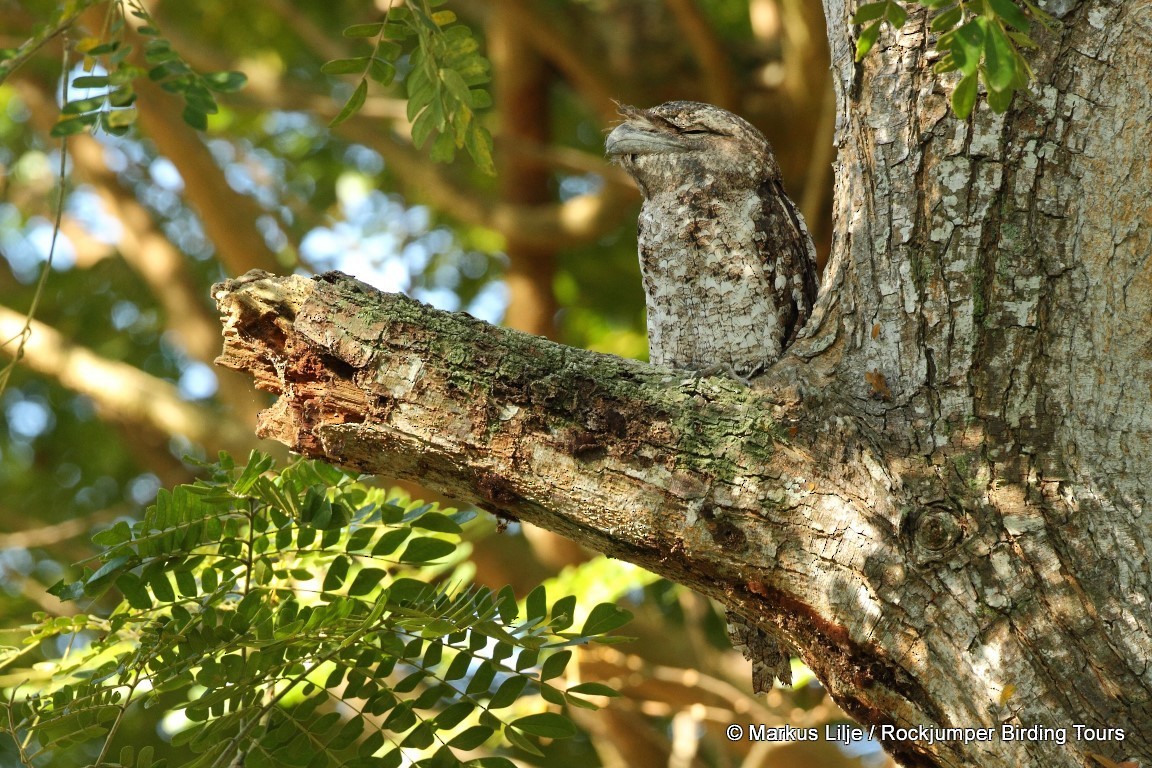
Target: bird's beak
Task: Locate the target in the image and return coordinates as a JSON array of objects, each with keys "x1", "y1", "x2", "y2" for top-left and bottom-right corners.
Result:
[{"x1": 605, "y1": 122, "x2": 687, "y2": 157}]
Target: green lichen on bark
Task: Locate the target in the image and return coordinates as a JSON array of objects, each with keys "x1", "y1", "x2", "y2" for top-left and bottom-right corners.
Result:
[{"x1": 312, "y1": 275, "x2": 780, "y2": 484}]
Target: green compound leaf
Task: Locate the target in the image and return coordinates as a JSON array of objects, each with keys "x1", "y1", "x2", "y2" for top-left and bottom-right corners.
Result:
[
  {"x1": 344, "y1": 22, "x2": 385, "y2": 37},
  {"x1": 984, "y1": 21, "x2": 1018, "y2": 92},
  {"x1": 855, "y1": 20, "x2": 883, "y2": 61},
  {"x1": 321, "y1": 57, "x2": 368, "y2": 75},
  {"x1": 181, "y1": 105, "x2": 208, "y2": 130},
  {"x1": 887, "y1": 1, "x2": 908, "y2": 27},
  {"x1": 347, "y1": 566, "x2": 386, "y2": 596},
  {"x1": 987, "y1": 82, "x2": 1015, "y2": 112},
  {"x1": 465, "y1": 759, "x2": 517, "y2": 768},
  {"x1": 203, "y1": 70, "x2": 247, "y2": 92},
  {"x1": 852, "y1": 0, "x2": 1044, "y2": 117},
  {"x1": 949, "y1": 18, "x2": 986, "y2": 76},
  {"x1": 567, "y1": 681, "x2": 621, "y2": 697},
  {"x1": 581, "y1": 603, "x2": 633, "y2": 636},
  {"x1": 449, "y1": 725, "x2": 493, "y2": 749},
  {"x1": 989, "y1": 0, "x2": 1031, "y2": 31},
  {"x1": 72, "y1": 74, "x2": 110, "y2": 88},
  {"x1": 322, "y1": 8, "x2": 494, "y2": 173},
  {"x1": 369, "y1": 58, "x2": 396, "y2": 85},
  {"x1": 11, "y1": 452, "x2": 619, "y2": 768},
  {"x1": 410, "y1": 511, "x2": 463, "y2": 534},
  {"x1": 540, "y1": 650, "x2": 572, "y2": 681},
  {"x1": 852, "y1": 1, "x2": 890, "y2": 24},
  {"x1": 931, "y1": 5, "x2": 963, "y2": 32},
  {"x1": 951, "y1": 71, "x2": 979, "y2": 118},
  {"x1": 510, "y1": 712, "x2": 577, "y2": 739},
  {"x1": 398, "y1": 536, "x2": 457, "y2": 564},
  {"x1": 330, "y1": 78, "x2": 367, "y2": 127}
]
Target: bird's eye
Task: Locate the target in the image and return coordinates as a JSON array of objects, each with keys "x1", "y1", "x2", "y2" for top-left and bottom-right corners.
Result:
[{"x1": 681, "y1": 128, "x2": 711, "y2": 135}]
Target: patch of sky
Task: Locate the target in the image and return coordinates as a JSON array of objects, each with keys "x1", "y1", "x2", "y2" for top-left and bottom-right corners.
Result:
[
  {"x1": 558, "y1": 172, "x2": 603, "y2": 202},
  {"x1": 128, "y1": 472, "x2": 161, "y2": 505},
  {"x1": 463, "y1": 280, "x2": 508, "y2": 325},
  {"x1": 164, "y1": 214, "x2": 212, "y2": 260},
  {"x1": 69, "y1": 185, "x2": 122, "y2": 244},
  {"x1": 305, "y1": 169, "x2": 510, "y2": 321},
  {"x1": 266, "y1": 111, "x2": 326, "y2": 157},
  {"x1": 139, "y1": 176, "x2": 184, "y2": 220},
  {"x1": 102, "y1": 142, "x2": 130, "y2": 172},
  {"x1": 178, "y1": 361, "x2": 219, "y2": 400},
  {"x1": 0, "y1": 204, "x2": 41, "y2": 282},
  {"x1": 35, "y1": 557, "x2": 65, "y2": 587},
  {"x1": 221, "y1": 140, "x2": 287, "y2": 209},
  {"x1": 5, "y1": 395, "x2": 55, "y2": 441},
  {"x1": 458, "y1": 250, "x2": 489, "y2": 280},
  {"x1": 207, "y1": 137, "x2": 237, "y2": 166},
  {"x1": 27, "y1": 218, "x2": 76, "y2": 269},
  {"x1": 149, "y1": 156, "x2": 184, "y2": 191},
  {"x1": 110, "y1": 300, "x2": 142, "y2": 331},
  {"x1": 344, "y1": 143, "x2": 385, "y2": 175},
  {"x1": 2, "y1": 150, "x2": 93, "y2": 277},
  {"x1": 257, "y1": 214, "x2": 289, "y2": 252},
  {"x1": 235, "y1": 146, "x2": 287, "y2": 209},
  {"x1": 412, "y1": 287, "x2": 460, "y2": 312},
  {"x1": 59, "y1": 62, "x2": 104, "y2": 110}
]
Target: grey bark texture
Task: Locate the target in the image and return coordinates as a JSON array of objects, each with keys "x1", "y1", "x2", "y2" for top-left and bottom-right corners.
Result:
[{"x1": 213, "y1": 2, "x2": 1152, "y2": 766}]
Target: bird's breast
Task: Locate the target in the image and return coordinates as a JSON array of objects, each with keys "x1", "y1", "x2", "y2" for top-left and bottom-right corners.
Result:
[{"x1": 637, "y1": 192, "x2": 787, "y2": 375}]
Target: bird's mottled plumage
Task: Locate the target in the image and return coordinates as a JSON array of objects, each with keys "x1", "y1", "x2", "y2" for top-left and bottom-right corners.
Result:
[
  {"x1": 607, "y1": 101, "x2": 819, "y2": 690},
  {"x1": 605, "y1": 100, "x2": 818, "y2": 379}
]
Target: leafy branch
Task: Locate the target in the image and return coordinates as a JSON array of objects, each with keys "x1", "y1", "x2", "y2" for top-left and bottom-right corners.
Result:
[
  {"x1": 852, "y1": 0, "x2": 1057, "y2": 118},
  {"x1": 2, "y1": 452, "x2": 627, "y2": 768},
  {"x1": 49, "y1": 0, "x2": 247, "y2": 137},
  {"x1": 324, "y1": 1, "x2": 495, "y2": 175},
  {"x1": 0, "y1": 0, "x2": 97, "y2": 86}
]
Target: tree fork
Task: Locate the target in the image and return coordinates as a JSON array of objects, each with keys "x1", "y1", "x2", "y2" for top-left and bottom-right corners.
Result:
[
  {"x1": 212, "y1": 3, "x2": 1152, "y2": 764},
  {"x1": 214, "y1": 268, "x2": 1147, "y2": 767}
]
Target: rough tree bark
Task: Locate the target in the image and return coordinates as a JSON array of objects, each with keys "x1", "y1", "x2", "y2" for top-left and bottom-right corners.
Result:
[{"x1": 212, "y1": 1, "x2": 1152, "y2": 766}]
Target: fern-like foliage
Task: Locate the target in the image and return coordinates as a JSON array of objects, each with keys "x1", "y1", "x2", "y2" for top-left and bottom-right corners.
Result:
[
  {"x1": 325, "y1": 1, "x2": 495, "y2": 174},
  {"x1": 2, "y1": 452, "x2": 627, "y2": 768},
  {"x1": 852, "y1": 0, "x2": 1057, "y2": 118}
]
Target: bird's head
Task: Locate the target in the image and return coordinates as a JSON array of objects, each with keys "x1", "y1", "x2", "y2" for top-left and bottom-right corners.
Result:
[{"x1": 605, "y1": 101, "x2": 777, "y2": 198}]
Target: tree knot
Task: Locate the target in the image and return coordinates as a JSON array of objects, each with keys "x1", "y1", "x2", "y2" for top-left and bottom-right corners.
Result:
[{"x1": 906, "y1": 502, "x2": 966, "y2": 565}]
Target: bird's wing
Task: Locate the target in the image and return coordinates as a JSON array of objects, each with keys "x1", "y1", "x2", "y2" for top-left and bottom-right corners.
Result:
[{"x1": 756, "y1": 178, "x2": 819, "y2": 348}]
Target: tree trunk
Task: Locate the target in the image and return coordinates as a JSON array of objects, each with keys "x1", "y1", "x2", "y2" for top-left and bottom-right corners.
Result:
[{"x1": 212, "y1": 2, "x2": 1152, "y2": 766}]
